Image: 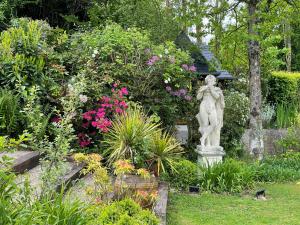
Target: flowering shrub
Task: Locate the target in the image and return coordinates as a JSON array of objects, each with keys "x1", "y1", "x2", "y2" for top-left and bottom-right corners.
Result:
[
  {"x1": 67, "y1": 24, "x2": 197, "y2": 126},
  {"x1": 78, "y1": 84, "x2": 128, "y2": 148}
]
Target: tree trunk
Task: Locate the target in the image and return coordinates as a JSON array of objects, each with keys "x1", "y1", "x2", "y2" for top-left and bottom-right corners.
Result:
[
  {"x1": 247, "y1": 0, "x2": 264, "y2": 159},
  {"x1": 283, "y1": 20, "x2": 292, "y2": 72}
]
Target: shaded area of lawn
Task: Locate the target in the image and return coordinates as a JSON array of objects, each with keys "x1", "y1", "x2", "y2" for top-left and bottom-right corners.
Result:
[{"x1": 167, "y1": 183, "x2": 300, "y2": 225}]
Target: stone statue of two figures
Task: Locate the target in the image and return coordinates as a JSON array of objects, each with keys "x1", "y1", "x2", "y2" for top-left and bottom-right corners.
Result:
[{"x1": 195, "y1": 75, "x2": 225, "y2": 167}]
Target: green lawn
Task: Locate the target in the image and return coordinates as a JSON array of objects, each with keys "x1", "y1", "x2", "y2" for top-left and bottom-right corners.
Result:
[{"x1": 167, "y1": 183, "x2": 300, "y2": 225}]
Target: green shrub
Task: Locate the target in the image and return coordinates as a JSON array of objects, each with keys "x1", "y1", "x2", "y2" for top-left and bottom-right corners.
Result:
[
  {"x1": 275, "y1": 103, "x2": 298, "y2": 128},
  {"x1": 89, "y1": 198, "x2": 159, "y2": 225},
  {"x1": 67, "y1": 23, "x2": 195, "y2": 126},
  {"x1": 199, "y1": 159, "x2": 255, "y2": 193},
  {"x1": 0, "y1": 89, "x2": 22, "y2": 136},
  {"x1": 253, "y1": 152, "x2": 300, "y2": 182},
  {"x1": 267, "y1": 71, "x2": 300, "y2": 105},
  {"x1": 165, "y1": 159, "x2": 199, "y2": 191},
  {"x1": 277, "y1": 122, "x2": 300, "y2": 151},
  {"x1": 222, "y1": 90, "x2": 249, "y2": 157}
]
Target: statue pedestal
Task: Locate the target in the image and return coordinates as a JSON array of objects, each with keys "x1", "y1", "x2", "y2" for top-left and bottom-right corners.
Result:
[{"x1": 195, "y1": 145, "x2": 225, "y2": 167}]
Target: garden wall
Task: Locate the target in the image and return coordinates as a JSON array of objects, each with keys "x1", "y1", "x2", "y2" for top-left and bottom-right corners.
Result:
[{"x1": 242, "y1": 129, "x2": 287, "y2": 155}]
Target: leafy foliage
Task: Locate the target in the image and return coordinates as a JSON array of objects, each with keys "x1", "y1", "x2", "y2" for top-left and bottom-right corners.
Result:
[
  {"x1": 0, "y1": 89, "x2": 21, "y2": 136},
  {"x1": 267, "y1": 71, "x2": 300, "y2": 105},
  {"x1": 222, "y1": 89, "x2": 250, "y2": 157},
  {"x1": 163, "y1": 159, "x2": 199, "y2": 191},
  {"x1": 199, "y1": 159, "x2": 255, "y2": 193}
]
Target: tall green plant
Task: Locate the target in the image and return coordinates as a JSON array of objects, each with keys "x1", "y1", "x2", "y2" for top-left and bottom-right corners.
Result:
[
  {"x1": 0, "y1": 89, "x2": 21, "y2": 136},
  {"x1": 148, "y1": 130, "x2": 183, "y2": 176},
  {"x1": 275, "y1": 103, "x2": 298, "y2": 128},
  {"x1": 104, "y1": 106, "x2": 159, "y2": 167}
]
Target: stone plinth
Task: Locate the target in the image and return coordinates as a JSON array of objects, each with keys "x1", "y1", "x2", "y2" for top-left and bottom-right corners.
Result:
[{"x1": 195, "y1": 145, "x2": 225, "y2": 167}]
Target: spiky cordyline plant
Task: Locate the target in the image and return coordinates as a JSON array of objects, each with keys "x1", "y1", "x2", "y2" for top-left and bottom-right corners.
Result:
[
  {"x1": 104, "y1": 106, "x2": 159, "y2": 167},
  {"x1": 148, "y1": 130, "x2": 183, "y2": 176}
]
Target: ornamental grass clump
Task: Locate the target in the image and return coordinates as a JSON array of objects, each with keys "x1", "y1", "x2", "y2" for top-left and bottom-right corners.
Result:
[
  {"x1": 148, "y1": 130, "x2": 183, "y2": 176},
  {"x1": 104, "y1": 105, "x2": 183, "y2": 175},
  {"x1": 104, "y1": 106, "x2": 159, "y2": 167}
]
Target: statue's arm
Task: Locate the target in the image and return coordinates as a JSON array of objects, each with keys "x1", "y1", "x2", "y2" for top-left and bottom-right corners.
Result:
[
  {"x1": 197, "y1": 87, "x2": 206, "y2": 100},
  {"x1": 209, "y1": 87, "x2": 220, "y2": 99}
]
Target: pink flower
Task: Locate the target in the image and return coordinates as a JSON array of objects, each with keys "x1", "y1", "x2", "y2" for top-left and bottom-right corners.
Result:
[
  {"x1": 120, "y1": 87, "x2": 128, "y2": 95},
  {"x1": 115, "y1": 107, "x2": 123, "y2": 114},
  {"x1": 185, "y1": 95, "x2": 192, "y2": 101},
  {"x1": 182, "y1": 64, "x2": 189, "y2": 70},
  {"x1": 96, "y1": 111, "x2": 105, "y2": 118},
  {"x1": 189, "y1": 65, "x2": 197, "y2": 72},
  {"x1": 102, "y1": 96, "x2": 111, "y2": 103},
  {"x1": 166, "y1": 86, "x2": 172, "y2": 92},
  {"x1": 91, "y1": 121, "x2": 99, "y2": 127},
  {"x1": 119, "y1": 101, "x2": 128, "y2": 108},
  {"x1": 113, "y1": 83, "x2": 118, "y2": 88}
]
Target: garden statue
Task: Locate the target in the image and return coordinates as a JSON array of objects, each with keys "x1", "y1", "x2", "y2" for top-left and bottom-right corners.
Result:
[{"x1": 195, "y1": 75, "x2": 225, "y2": 167}]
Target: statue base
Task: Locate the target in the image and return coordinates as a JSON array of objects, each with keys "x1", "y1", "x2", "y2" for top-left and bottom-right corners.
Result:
[{"x1": 195, "y1": 145, "x2": 225, "y2": 167}]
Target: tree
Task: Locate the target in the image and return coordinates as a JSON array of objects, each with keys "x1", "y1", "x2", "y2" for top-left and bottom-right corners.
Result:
[{"x1": 247, "y1": 0, "x2": 264, "y2": 159}]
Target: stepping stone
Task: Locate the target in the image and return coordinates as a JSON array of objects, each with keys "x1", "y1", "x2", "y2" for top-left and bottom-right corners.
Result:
[
  {"x1": 16, "y1": 161, "x2": 84, "y2": 196},
  {"x1": 0, "y1": 151, "x2": 40, "y2": 173}
]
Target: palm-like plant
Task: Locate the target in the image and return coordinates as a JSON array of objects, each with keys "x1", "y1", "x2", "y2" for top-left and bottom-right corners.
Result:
[
  {"x1": 148, "y1": 130, "x2": 183, "y2": 176},
  {"x1": 104, "y1": 106, "x2": 159, "y2": 166}
]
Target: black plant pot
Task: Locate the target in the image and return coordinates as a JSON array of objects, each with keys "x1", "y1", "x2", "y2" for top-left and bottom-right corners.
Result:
[{"x1": 189, "y1": 186, "x2": 200, "y2": 193}]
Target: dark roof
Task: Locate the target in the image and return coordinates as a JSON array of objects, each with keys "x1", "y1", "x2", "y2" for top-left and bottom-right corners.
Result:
[{"x1": 175, "y1": 32, "x2": 233, "y2": 80}]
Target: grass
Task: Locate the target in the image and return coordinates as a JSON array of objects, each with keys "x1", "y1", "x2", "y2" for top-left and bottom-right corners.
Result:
[{"x1": 167, "y1": 183, "x2": 300, "y2": 225}]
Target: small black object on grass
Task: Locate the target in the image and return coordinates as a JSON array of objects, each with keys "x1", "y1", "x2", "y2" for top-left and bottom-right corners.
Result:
[
  {"x1": 255, "y1": 189, "x2": 266, "y2": 200},
  {"x1": 189, "y1": 186, "x2": 200, "y2": 193}
]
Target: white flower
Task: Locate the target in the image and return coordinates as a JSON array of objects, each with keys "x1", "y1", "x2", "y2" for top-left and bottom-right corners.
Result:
[
  {"x1": 164, "y1": 80, "x2": 169, "y2": 84},
  {"x1": 159, "y1": 54, "x2": 163, "y2": 58},
  {"x1": 165, "y1": 49, "x2": 169, "y2": 54},
  {"x1": 92, "y1": 54, "x2": 96, "y2": 58},
  {"x1": 79, "y1": 94, "x2": 88, "y2": 103},
  {"x1": 93, "y1": 49, "x2": 99, "y2": 54}
]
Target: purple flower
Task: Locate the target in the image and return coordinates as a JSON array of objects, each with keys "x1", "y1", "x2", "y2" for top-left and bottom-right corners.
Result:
[
  {"x1": 185, "y1": 95, "x2": 192, "y2": 101},
  {"x1": 182, "y1": 64, "x2": 189, "y2": 70},
  {"x1": 166, "y1": 86, "x2": 172, "y2": 92},
  {"x1": 179, "y1": 89, "x2": 187, "y2": 96},
  {"x1": 152, "y1": 55, "x2": 159, "y2": 61},
  {"x1": 172, "y1": 91, "x2": 180, "y2": 97},
  {"x1": 146, "y1": 55, "x2": 160, "y2": 66},
  {"x1": 189, "y1": 65, "x2": 197, "y2": 72}
]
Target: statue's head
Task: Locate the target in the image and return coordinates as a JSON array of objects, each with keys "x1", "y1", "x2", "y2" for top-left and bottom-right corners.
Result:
[{"x1": 205, "y1": 75, "x2": 216, "y2": 86}]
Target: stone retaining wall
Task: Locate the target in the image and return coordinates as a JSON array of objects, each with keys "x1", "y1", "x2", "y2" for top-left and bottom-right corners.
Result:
[{"x1": 241, "y1": 129, "x2": 288, "y2": 155}]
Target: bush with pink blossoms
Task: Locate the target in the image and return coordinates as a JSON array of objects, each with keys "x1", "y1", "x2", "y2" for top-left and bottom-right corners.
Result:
[{"x1": 78, "y1": 84, "x2": 129, "y2": 149}]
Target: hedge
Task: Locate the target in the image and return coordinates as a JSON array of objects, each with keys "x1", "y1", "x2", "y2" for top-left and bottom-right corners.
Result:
[{"x1": 267, "y1": 71, "x2": 300, "y2": 105}]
